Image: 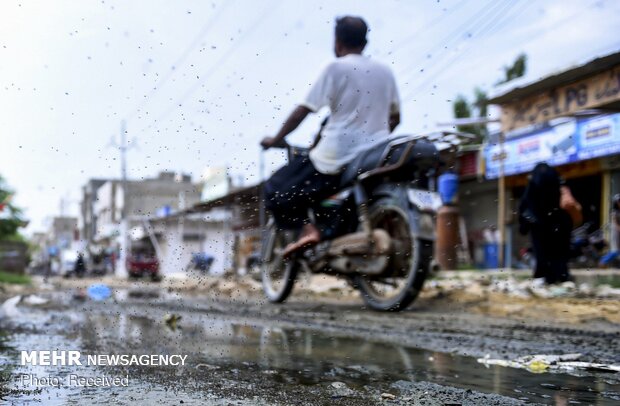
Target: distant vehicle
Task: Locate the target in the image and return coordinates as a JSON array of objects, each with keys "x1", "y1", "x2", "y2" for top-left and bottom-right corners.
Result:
[
  {"x1": 126, "y1": 251, "x2": 160, "y2": 280},
  {"x1": 569, "y1": 222, "x2": 608, "y2": 268},
  {"x1": 185, "y1": 253, "x2": 214, "y2": 273}
]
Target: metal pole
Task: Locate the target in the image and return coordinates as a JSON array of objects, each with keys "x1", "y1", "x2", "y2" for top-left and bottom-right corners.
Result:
[
  {"x1": 120, "y1": 120, "x2": 128, "y2": 219},
  {"x1": 119, "y1": 120, "x2": 129, "y2": 277},
  {"x1": 498, "y1": 132, "x2": 506, "y2": 268},
  {"x1": 258, "y1": 151, "x2": 266, "y2": 231}
]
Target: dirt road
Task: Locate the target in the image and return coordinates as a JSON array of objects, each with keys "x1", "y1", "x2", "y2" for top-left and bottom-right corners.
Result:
[{"x1": 1, "y1": 277, "x2": 619, "y2": 404}]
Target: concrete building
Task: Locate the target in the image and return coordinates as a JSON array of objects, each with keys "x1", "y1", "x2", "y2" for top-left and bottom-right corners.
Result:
[
  {"x1": 87, "y1": 171, "x2": 201, "y2": 243},
  {"x1": 79, "y1": 171, "x2": 203, "y2": 276},
  {"x1": 50, "y1": 216, "x2": 78, "y2": 250},
  {"x1": 80, "y1": 178, "x2": 110, "y2": 243},
  {"x1": 166, "y1": 183, "x2": 261, "y2": 276},
  {"x1": 148, "y1": 208, "x2": 234, "y2": 275}
]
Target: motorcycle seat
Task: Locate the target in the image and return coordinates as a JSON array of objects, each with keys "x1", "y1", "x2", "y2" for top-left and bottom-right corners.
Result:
[{"x1": 340, "y1": 135, "x2": 439, "y2": 186}]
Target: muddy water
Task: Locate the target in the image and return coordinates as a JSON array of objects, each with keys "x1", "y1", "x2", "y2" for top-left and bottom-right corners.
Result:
[
  {"x1": 103, "y1": 315, "x2": 620, "y2": 405},
  {"x1": 2, "y1": 299, "x2": 619, "y2": 406}
]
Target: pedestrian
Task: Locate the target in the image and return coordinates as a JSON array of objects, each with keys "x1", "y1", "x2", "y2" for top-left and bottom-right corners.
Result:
[
  {"x1": 518, "y1": 163, "x2": 574, "y2": 284},
  {"x1": 74, "y1": 252, "x2": 86, "y2": 278}
]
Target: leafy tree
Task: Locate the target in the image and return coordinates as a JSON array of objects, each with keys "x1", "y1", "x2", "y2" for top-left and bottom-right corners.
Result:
[
  {"x1": 452, "y1": 54, "x2": 527, "y2": 141},
  {"x1": 497, "y1": 53, "x2": 527, "y2": 85},
  {"x1": 452, "y1": 87, "x2": 489, "y2": 141},
  {"x1": 0, "y1": 176, "x2": 26, "y2": 241}
]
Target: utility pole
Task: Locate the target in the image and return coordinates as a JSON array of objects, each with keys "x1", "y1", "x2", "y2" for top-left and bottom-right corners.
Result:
[
  {"x1": 498, "y1": 132, "x2": 506, "y2": 269},
  {"x1": 113, "y1": 120, "x2": 131, "y2": 277},
  {"x1": 120, "y1": 120, "x2": 128, "y2": 220}
]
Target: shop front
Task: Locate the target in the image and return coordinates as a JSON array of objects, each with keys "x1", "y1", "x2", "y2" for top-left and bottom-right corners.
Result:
[{"x1": 484, "y1": 51, "x2": 620, "y2": 266}]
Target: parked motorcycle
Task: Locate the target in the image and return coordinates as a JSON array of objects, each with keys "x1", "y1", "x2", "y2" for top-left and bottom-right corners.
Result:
[
  {"x1": 570, "y1": 222, "x2": 607, "y2": 268},
  {"x1": 185, "y1": 252, "x2": 215, "y2": 273},
  {"x1": 260, "y1": 135, "x2": 442, "y2": 311}
]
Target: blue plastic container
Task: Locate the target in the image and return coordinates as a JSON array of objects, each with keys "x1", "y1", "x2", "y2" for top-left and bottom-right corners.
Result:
[
  {"x1": 87, "y1": 284, "x2": 112, "y2": 301},
  {"x1": 438, "y1": 172, "x2": 459, "y2": 205},
  {"x1": 483, "y1": 243, "x2": 499, "y2": 269}
]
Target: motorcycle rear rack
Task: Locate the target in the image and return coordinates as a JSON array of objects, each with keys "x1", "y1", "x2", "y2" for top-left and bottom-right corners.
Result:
[{"x1": 358, "y1": 135, "x2": 420, "y2": 183}]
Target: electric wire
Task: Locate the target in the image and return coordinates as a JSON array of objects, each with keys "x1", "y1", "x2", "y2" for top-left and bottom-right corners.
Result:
[
  {"x1": 140, "y1": 0, "x2": 283, "y2": 134},
  {"x1": 125, "y1": 0, "x2": 236, "y2": 122}
]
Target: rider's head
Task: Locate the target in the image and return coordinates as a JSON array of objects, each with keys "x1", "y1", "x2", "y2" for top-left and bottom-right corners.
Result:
[{"x1": 334, "y1": 16, "x2": 368, "y2": 57}]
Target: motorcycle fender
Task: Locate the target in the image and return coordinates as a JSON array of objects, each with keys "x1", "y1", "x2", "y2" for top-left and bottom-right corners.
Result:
[{"x1": 371, "y1": 184, "x2": 436, "y2": 241}]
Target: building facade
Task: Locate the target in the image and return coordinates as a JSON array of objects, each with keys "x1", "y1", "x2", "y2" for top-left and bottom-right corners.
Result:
[{"x1": 484, "y1": 51, "x2": 620, "y2": 263}]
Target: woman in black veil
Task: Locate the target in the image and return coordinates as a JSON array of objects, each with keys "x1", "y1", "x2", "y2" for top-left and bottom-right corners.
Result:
[{"x1": 518, "y1": 163, "x2": 573, "y2": 284}]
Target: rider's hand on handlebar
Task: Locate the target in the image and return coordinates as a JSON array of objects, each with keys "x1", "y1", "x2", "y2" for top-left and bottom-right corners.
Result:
[
  {"x1": 260, "y1": 136, "x2": 276, "y2": 150},
  {"x1": 260, "y1": 137, "x2": 287, "y2": 150}
]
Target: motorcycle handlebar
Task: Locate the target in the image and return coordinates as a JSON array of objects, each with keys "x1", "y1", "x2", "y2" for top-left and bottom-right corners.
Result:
[{"x1": 261, "y1": 139, "x2": 289, "y2": 151}]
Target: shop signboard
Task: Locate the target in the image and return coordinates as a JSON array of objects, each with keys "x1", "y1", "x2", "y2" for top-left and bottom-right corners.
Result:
[{"x1": 485, "y1": 113, "x2": 620, "y2": 179}]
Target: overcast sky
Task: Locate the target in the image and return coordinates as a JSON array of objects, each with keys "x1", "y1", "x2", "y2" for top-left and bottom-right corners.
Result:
[{"x1": 1, "y1": 0, "x2": 619, "y2": 233}]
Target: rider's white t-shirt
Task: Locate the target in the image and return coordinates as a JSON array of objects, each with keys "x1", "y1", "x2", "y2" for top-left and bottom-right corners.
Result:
[{"x1": 302, "y1": 54, "x2": 400, "y2": 175}]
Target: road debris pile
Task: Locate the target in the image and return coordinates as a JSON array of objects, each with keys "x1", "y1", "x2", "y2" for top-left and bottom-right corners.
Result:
[
  {"x1": 427, "y1": 275, "x2": 620, "y2": 299},
  {"x1": 478, "y1": 353, "x2": 620, "y2": 374}
]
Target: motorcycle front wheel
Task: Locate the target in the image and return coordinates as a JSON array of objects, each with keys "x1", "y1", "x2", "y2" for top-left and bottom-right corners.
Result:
[
  {"x1": 353, "y1": 198, "x2": 431, "y2": 311},
  {"x1": 261, "y1": 222, "x2": 298, "y2": 303}
]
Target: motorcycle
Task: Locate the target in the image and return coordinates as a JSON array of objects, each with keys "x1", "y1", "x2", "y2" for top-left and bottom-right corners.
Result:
[
  {"x1": 259, "y1": 134, "x2": 442, "y2": 311},
  {"x1": 570, "y1": 222, "x2": 608, "y2": 268}
]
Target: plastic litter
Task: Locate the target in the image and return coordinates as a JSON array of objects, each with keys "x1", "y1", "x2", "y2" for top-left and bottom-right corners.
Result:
[
  {"x1": 164, "y1": 313, "x2": 182, "y2": 330},
  {"x1": 477, "y1": 353, "x2": 620, "y2": 374},
  {"x1": 87, "y1": 284, "x2": 112, "y2": 301},
  {"x1": 23, "y1": 294, "x2": 48, "y2": 305},
  {"x1": 0, "y1": 295, "x2": 22, "y2": 318}
]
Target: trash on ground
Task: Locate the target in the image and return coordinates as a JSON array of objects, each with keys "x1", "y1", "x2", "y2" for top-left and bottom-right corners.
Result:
[
  {"x1": 86, "y1": 284, "x2": 112, "y2": 301},
  {"x1": 330, "y1": 381, "x2": 355, "y2": 398},
  {"x1": 477, "y1": 353, "x2": 620, "y2": 374},
  {"x1": 23, "y1": 294, "x2": 48, "y2": 305},
  {"x1": 0, "y1": 295, "x2": 22, "y2": 318},
  {"x1": 164, "y1": 313, "x2": 182, "y2": 330}
]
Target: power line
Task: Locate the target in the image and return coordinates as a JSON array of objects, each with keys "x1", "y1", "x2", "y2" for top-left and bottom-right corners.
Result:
[
  {"x1": 139, "y1": 0, "x2": 283, "y2": 134},
  {"x1": 400, "y1": 0, "x2": 605, "y2": 102},
  {"x1": 395, "y1": 0, "x2": 501, "y2": 79},
  {"x1": 401, "y1": 0, "x2": 525, "y2": 101},
  {"x1": 387, "y1": 0, "x2": 468, "y2": 55},
  {"x1": 125, "y1": 0, "x2": 236, "y2": 121}
]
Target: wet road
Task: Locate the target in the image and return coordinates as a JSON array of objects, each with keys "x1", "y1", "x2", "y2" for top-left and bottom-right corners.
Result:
[{"x1": 1, "y1": 287, "x2": 620, "y2": 405}]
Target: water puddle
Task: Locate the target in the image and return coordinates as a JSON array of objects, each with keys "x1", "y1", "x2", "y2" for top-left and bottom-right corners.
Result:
[
  {"x1": 66, "y1": 311, "x2": 620, "y2": 404},
  {"x1": 2, "y1": 300, "x2": 619, "y2": 405}
]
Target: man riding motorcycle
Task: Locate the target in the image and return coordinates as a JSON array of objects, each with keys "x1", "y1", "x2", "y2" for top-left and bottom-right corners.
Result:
[{"x1": 261, "y1": 16, "x2": 401, "y2": 257}]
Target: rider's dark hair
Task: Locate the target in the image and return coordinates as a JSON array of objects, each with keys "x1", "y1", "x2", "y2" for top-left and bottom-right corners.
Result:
[{"x1": 335, "y1": 16, "x2": 368, "y2": 49}]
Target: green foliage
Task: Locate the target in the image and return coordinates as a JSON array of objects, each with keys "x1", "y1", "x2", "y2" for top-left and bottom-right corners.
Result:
[
  {"x1": 0, "y1": 270, "x2": 31, "y2": 285},
  {"x1": 452, "y1": 54, "x2": 527, "y2": 142},
  {"x1": 453, "y1": 95, "x2": 472, "y2": 119},
  {"x1": 0, "y1": 176, "x2": 25, "y2": 242},
  {"x1": 497, "y1": 53, "x2": 527, "y2": 85},
  {"x1": 453, "y1": 92, "x2": 488, "y2": 141}
]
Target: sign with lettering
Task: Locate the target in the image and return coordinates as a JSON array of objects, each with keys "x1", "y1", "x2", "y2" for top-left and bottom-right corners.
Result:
[
  {"x1": 484, "y1": 113, "x2": 620, "y2": 179},
  {"x1": 500, "y1": 66, "x2": 620, "y2": 131}
]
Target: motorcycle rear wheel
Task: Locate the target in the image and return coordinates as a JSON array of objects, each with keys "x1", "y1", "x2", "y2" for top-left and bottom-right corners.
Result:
[
  {"x1": 261, "y1": 223, "x2": 298, "y2": 303},
  {"x1": 354, "y1": 199, "x2": 431, "y2": 311}
]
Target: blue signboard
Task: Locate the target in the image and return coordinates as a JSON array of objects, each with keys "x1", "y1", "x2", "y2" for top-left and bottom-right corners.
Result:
[{"x1": 485, "y1": 113, "x2": 620, "y2": 179}]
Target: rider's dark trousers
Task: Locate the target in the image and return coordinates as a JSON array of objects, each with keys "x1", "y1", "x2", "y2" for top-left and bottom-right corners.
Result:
[{"x1": 264, "y1": 154, "x2": 341, "y2": 231}]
